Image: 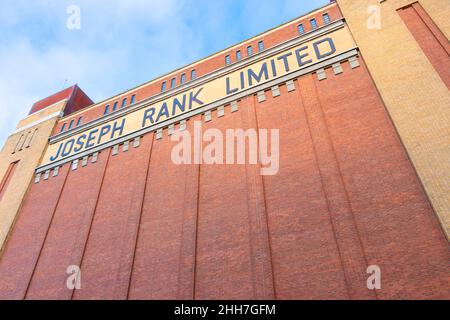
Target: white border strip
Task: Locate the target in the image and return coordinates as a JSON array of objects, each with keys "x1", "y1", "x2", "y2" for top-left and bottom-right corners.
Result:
[{"x1": 13, "y1": 111, "x2": 64, "y2": 134}]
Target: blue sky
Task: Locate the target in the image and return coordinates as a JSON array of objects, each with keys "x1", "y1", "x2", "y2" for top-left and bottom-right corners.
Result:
[{"x1": 0, "y1": 0, "x2": 329, "y2": 147}]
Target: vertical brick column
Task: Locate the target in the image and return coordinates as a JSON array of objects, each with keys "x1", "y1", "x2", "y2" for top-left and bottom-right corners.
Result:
[
  {"x1": 26, "y1": 151, "x2": 110, "y2": 299},
  {"x1": 239, "y1": 96, "x2": 276, "y2": 299},
  {"x1": 176, "y1": 118, "x2": 201, "y2": 300},
  {"x1": 194, "y1": 107, "x2": 260, "y2": 299},
  {"x1": 315, "y1": 60, "x2": 450, "y2": 299},
  {"x1": 0, "y1": 165, "x2": 69, "y2": 299},
  {"x1": 298, "y1": 71, "x2": 375, "y2": 299},
  {"x1": 255, "y1": 84, "x2": 348, "y2": 299},
  {"x1": 72, "y1": 135, "x2": 154, "y2": 300},
  {"x1": 129, "y1": 116, "x2": 201, "y2": 299},
  {"x1": 398, "y1": 2, "x2": 450, "y2": 89}
]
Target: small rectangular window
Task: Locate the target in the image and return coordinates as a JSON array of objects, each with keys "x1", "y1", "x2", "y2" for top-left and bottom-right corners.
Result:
[
  {"x1": 236, "y1": 50, "x2": 241, "y2": 61},
  {"x1": 225, "y1": 55, "x2": 231, "y2": 65},
  {"x1": 130, "y1": 95, "x2": 135, "y2": 105},
  {"x1": 310, "y1": 18, "x2": 318, "y2": 29},
  {"x1": 68, "y1": 119, "x2": 74, "y2": 130},
  {"x1": 121, "y1": 98, "x2": 127, "y2": 108},
  {"x1": 171, "y1": 77, "x2": 176, "y2": 88},
  {"x1": 161, "y1": 81, "x2": 167, "y2": 92},
  {"x1": 247, "y1": 46, "x2": 253, "y2": 57},
  {"x1": 76, "y1": 117, "x2": 82, "y2": 127},
  {"x1": 191, "y1": 69, "x2": 196, "y2": 80},
  {"x1": 181, "y1": 73, "x2": 186, "y2": 85},
  {"x1": 113, "y1": 101, "x2": 118, "y2": 111},
  {"x1": 0, "y1": 161, "x2": 19, "y2": 201},
  {"x1": 323, "y1": 13, "x2": 330, "y2": 24},
  {"x1": 61, "y1": 123, "x2": 67, "y2": 132},
  {"x1": 13, "y1": 134, "x2": 25, "y2": 153},
  {"x1": 298, "y1": 24, "x2": 305, "y2": 34},
  {"x1": 104, "y1": 105, "x2": 110, "y2": 115},
  {"x1": 258, "y1": 40, "x2": 264, "y2": 52},
  {"x1": 25, "y1": 128, "x2": 37, "y2": 149}
]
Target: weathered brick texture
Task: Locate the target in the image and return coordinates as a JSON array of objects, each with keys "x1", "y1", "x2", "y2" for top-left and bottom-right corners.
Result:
[{"x1": 0, "y1": 60, "x2": 448, "y2": 299}]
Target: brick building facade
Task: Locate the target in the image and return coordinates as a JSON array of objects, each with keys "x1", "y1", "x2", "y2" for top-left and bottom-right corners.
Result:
[{"x1": 0, "y1": 1, "x2": 448, "y2": 299}]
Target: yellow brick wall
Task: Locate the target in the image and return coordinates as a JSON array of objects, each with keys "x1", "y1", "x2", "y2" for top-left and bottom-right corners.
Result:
[
  {"x1": 0, "y1": 100, "x2": 66, "y2": 252},
  {"x1": 336, "y1": 0, "x2": 450, "y2": 238},
  {"x1": 16, "y1": 100, "x2": 67, "y2": 130}
]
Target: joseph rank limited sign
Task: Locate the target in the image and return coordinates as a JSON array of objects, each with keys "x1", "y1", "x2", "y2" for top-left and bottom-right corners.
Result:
[{"x1": 41, "y1": 23, "x2": 356, "y2": 168}]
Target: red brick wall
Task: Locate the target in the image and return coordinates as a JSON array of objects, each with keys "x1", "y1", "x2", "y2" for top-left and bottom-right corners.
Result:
[
  {"x1": 128, "y1": 120, "x2": 199, "y2": 299},
  {"x1": 0, "y1": 57, "x2": 448, "y2": 299},
  {"x1": 312, "y1": 61, "x2": 449, "y2": 299},
  {"x1": 398, "y1": 2, "x2": 450, "y2": 89},
  {"x1": 73, "y1": 136, "x2": 153, "y2": 300},
  {"x1": 0, "y1": 165, "x2": 69, "y2": 299},
  {"x1": 29, "y1": 86, "x2": 75, "y2": 115},
  {"x1": 29, "y1": 85, "x2": 93, "y2": 116},
  {"x1": 192, "y1": 102, "x2": 274, "y2": 300},
  {"x1": 255, "y1": 82, "x2": 350, "y2": 299},
  {"x1": 26, "y1": 152, "x2": 109, "y2": 299},
  {"x1": 65, "y1": 85, "x2": 95, "y2": 116}
]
